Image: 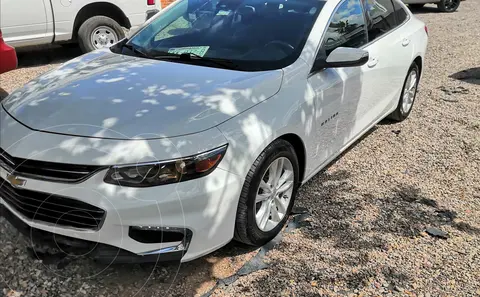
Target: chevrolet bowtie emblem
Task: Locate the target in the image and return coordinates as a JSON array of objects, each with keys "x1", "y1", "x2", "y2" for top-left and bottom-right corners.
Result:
[{"x1": 6, "y1": 174, "x2": 26, "y2": 188}]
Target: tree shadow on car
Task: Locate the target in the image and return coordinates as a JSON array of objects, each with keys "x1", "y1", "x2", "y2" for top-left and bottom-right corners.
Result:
[
  {"x1": 0, "y1": 29, "x2": 385, "y2": 297},
  {"x1": 11, "y1": 131, "x2": 378, "y2": 297}
]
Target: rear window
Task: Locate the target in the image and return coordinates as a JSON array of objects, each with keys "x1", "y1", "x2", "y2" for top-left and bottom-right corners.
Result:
[
  {"x1": 363, "y1": 0, "x2": 397, "y2": 41},
  {"x1": 392, "y1": 0, "x2": 408, "y2": 24}
]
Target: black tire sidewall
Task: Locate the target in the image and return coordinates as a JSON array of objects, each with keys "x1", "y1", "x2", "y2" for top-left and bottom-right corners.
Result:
[
  {"x1": 438, "y1": 0, "x2": 460, "y2": 12},
  {"x1": 239, "y1": 140, "x2": 300, "y2": 246},
  {"x1": 387, "y1": 62, "x2": 420, "y2": 122},
  {"x1": 78, "y1": 16, "x2": 125, "y2": 53},
  {"x1": 399, "y1": 64, "x2": 420, "y2": 119}
]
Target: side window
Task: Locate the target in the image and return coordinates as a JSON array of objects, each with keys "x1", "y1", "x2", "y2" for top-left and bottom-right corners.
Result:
[
  {"x1": 322, "y1": 0, "x2": 368, "y2": 56},
  {"x1": 392, "y1": 0, "x2": 408, "y2": 24},
  {"x1": 363, "y1": 0, "x2": 396, "y2": 41}
]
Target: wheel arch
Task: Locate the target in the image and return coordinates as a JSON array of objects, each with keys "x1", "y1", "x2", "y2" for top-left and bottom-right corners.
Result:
[
  {"x1": 72, "y1": 2, "x2": 131, "y2": 40},
  {"x1": 413, "y1": 55, "x2": 423, "y2": 77},
  {"x1": 277, "y1": 133, "x2": 307, "y2": 183}
]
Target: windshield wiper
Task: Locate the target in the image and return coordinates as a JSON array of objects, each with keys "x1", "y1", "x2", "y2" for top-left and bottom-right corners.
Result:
[
  {"x1": 150, "y1": 51, "x2": 239, "y2": 70},
  {"x1": 122, "y1": 43, "x2": 150, "y2": 58}
]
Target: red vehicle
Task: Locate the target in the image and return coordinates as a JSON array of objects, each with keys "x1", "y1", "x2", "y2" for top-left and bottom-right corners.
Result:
[{"x1": 0, "y1": 29, "x2": 17, "y2": 74}]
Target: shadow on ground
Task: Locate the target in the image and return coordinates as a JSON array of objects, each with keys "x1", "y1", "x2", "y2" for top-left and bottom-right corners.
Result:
[
  {"x1": 211, "y1": 127, "x2": 480, "y2": 295},
  {"x1": 450, "y1": 67, "x2": 480, "y2": 85},
  {"x1": 235, "y1": 174, "x2": 480, "y2": 295},
  {"x1": 15, "y1": 45, "x2": 82, "y2": 68}
]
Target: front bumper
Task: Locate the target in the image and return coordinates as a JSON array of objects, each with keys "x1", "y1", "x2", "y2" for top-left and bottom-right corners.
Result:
[
  {"x1": 0, "y1": 164, "x2": 243, "y2": 262},
  {"x1": 0, "y1": 107, "x2": 245, "y2": 262},
  {"x1": 0, "y1": 204, "x2": 188, "y2": 263},
  {"x1": 0, "y1": 165, "x2": 243, "y2": 262}
]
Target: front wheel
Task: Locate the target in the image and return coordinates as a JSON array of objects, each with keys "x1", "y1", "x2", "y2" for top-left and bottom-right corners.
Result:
[
  {"x1": 78, "y1": 16, "x2": 125, "y2": 53},
  {"x1": 234, "y1": 139, "x2": 300, "y2": 246},
  {"x1": 438, "y1": 0, "x2": 460, "y2": 12}
]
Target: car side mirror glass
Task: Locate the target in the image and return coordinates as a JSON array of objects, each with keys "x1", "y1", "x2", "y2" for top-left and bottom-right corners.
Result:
[{"x1": 325, "y1": 47, "x2": 369, "y2": 68}]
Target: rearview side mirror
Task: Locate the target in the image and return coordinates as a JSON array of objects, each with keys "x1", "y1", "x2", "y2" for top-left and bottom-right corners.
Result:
[
  {"x1": 326, "y1": 47, "x2": 369, "y2": 68},
  {"x1": 313, "y1": 47, "x2": 369, "y2": 71}
]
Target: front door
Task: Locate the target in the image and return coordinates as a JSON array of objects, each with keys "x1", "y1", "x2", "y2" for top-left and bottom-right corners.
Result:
[{"x1": 307, "y1": 0, "x2": 369, "y2": 169}]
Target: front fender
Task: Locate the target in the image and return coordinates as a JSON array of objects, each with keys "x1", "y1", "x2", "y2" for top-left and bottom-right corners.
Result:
[{"x1": 217, "y1": 59, "x2": 316, "y2": 182}]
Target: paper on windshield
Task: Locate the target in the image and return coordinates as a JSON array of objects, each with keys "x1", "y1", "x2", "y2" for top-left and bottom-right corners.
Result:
[
  {"x1": 168, "y1": 46, "x2": 210, "y2": 57},
  {"x1": 216, "y1": 10, "x2": 231, "y2": 16}
]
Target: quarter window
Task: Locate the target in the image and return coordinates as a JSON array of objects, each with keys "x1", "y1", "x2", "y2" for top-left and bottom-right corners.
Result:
[
  {"x1": 322, "y1": 0, "x2": 368, "y2": 55},
  {"x1": 363, "y1": 0, "x2": 396, "y2": 41}
]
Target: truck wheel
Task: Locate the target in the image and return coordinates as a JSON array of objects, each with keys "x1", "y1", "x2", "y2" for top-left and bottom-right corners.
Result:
[
  {"x1": 438, "y1": 0, "x2": 460, "y2": 12},
  {"x1": 78, "y1": 16, "x2": 124, "y2": 53}
]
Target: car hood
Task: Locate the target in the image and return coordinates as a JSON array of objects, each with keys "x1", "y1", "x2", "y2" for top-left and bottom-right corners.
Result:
[{"x1": 2, "y1": 50, "x2": 283, "y2": 139}]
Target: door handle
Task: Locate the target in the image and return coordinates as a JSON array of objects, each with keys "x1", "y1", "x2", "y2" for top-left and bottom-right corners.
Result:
[
  {"x1": 367, "y1": 58, "x2": 378, "y2": 68},
  {"x1": 402, "y1": 38, "x2": 410, "y2": 47}
]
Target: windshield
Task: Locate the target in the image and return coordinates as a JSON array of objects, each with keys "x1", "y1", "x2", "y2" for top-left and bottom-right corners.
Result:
[{"x1": 128, "y1": 0, "x2": 326, "y2": 71}]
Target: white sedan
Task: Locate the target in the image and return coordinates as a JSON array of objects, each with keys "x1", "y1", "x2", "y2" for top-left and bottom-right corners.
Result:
[{"x1": 0, "y1": 0, "x2": 428, "y2": 263}]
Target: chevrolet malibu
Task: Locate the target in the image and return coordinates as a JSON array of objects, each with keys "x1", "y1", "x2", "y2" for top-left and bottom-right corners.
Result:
[{"x1": 0, "y1": 0, "x2": 428, "y2": 263}]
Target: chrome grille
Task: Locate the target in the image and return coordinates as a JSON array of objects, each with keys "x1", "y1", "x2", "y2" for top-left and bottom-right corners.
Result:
[{"x1": 0, "y1": 148, "x2": 104, "y2": 183}]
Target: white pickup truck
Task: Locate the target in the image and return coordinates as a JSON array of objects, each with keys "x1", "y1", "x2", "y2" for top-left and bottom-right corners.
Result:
[{"x1": 0, "y1": 0, "x2": 161, "y2": 53}]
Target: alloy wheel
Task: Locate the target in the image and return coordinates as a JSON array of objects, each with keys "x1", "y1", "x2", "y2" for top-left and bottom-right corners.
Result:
[
  {"x1": 402, "y1": 69, "x2": 418, "y2": 114},
  {"x1": 439, "y1": 0, "x2": 461, "y2": 12},
  {"x1": 443, "y1": 0, "x2": 460, "y2": 11},
  {"x1": 255, "y1": 157, "x2": 294, "y2": 232}
]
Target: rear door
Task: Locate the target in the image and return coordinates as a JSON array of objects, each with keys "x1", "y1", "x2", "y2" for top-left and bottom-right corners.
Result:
[
  {"x1": 0, "y1": 0, "x2": 51, "y2": 47},
  {"x1": 354, "y1": 0, "x2": 413, "y2": 130}
]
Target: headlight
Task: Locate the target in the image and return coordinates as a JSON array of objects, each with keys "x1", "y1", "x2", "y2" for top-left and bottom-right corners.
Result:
[{"x1": 104, "y1": 145, "x2": 227, "y2": 187}]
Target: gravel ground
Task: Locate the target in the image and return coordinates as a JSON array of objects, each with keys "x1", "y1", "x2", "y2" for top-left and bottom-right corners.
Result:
[{"x1": 1, "y1": 3, "x2": 480, "y2": 297}]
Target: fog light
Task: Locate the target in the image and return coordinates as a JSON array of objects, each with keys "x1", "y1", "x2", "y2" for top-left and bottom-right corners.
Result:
[{"x1": 129, "y1": 226, "x2": 185, "y2": 244}]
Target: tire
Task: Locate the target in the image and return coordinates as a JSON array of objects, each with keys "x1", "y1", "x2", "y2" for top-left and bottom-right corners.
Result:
[
  {"x1": 387, "y1": 62, "x2": 420, "y2": 122},
  {"x1": 409, "y1": 4, "x2": 425, "y2": 9},
  {"x1": 77, "y1": 16, "x2": 124, "y2": 53},
  {"x1": 438, "y1": 0, "x2": 460, "y2": 12},
  {"x1": 234, "y1": 139, "x2": 300, "y2": 246}
]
